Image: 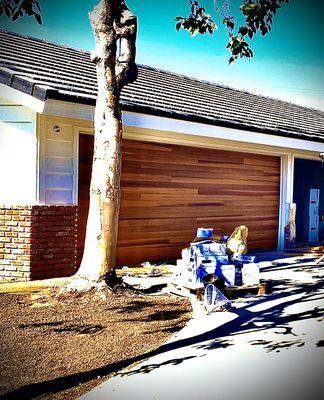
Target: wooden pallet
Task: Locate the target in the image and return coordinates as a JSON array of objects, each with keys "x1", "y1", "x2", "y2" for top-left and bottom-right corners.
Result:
[
  {"x1": 168, "y1": 281, "x2": 267, "y2": 300},
  {"x1": 167, "y1": 282, "x2": 205, "y2": 300},
  {"x1": 225, "y1": 282, "x2": 267, "y2": 298},
  {"x1": 286, "y1": 245, "x2": 324, "y2": 256}
]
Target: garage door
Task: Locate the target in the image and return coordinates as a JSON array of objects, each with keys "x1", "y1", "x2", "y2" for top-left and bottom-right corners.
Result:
[{"x1": 78, "y1": 135, "x2": 280, "y2": 267}]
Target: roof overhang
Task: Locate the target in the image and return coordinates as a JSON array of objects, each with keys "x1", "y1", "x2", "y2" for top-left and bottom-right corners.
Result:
[
  {"x1": 0, "y1": 82, "x2": 45, "y2": 113},
  {"x1": 123, "y1": 111, "x2": 324, "y2": 154},
  {"x1": 1, "y1": 80, "x2": 324, "y2": 153}
]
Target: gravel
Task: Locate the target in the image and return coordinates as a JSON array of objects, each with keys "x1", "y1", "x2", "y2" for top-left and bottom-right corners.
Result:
[{"x1": 0, "y1": 287, "x2": 191, "y2": 400}]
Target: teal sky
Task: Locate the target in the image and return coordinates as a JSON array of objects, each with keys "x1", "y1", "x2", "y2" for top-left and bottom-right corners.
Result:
[{"x1": 1, "y1": 0, "x2": 324, "y2": 110}]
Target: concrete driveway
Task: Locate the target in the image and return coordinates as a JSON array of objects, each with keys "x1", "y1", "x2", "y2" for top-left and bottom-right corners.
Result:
[{"x1": 81, "y1": 257, "x2": 324, "y2": 400}]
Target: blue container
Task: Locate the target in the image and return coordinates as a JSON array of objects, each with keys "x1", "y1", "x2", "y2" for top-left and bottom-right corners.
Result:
[
  {"x1": 232, "y1": 254, "x2": 256, "y2": 263},
  {"x1": 221, "y1": 235, "x2": 229, "y2": 243},
  {"x1": 196, "y1": 227, "x2": 213, "y2": 238}
]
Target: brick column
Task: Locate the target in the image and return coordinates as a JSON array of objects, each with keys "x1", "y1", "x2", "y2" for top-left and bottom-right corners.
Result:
[{"x1": 0, "y1": 205, "x2": 78, "y2": 282}]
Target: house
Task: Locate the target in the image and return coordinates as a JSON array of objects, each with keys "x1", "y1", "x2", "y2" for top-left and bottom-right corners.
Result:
[{"x1": 1, "y1": 30, "x2": 324, "y2": 282}]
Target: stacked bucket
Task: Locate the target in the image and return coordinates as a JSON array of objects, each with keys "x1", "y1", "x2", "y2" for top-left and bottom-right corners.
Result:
[{"x1": 176, "y1": 228, "x2": 260, "y2": 290}]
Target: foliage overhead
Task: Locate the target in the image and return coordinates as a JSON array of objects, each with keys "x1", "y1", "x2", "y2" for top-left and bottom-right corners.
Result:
[
  {"x1": 0, "y1": 0, "x2": 42, "y2": 24},
  {"x1": 175, "y1": 1, "x2": 217, "y2": 37},
  {"x1": 176, "y1": 0, "x2": 290, "y2": 63},
  {"x1": 0, "y1": 0, "x2": 290, "y2": 64}
]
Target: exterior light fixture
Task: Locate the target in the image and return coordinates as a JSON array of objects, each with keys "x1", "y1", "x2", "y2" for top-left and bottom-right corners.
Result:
[{"x1": 52, "y1": 125, "x2": 62, "y2": 134}]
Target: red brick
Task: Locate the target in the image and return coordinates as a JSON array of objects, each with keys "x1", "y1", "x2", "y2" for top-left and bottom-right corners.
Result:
[
  {"x1": 64, "y1": 215, "x2": 77, "y2": 221},
  {"x1": 5, "y1": 243, "x2": 17, "y2": 248},
  {"x1": 20, "y1": 222, "x2": 32, "y2": 227},
  {"x1": 12, "y1": 216, "x2": 25, "y2": 221},
  {"x1": 39, "y1": 232, "x2": 54, "y2": 238},
  {"x1": 44, "y1": 254, "x2": 54, "y2": 259},
  {"x1": 6, "y1": 221, "x2": 18, "y2": 226},
  {"x1": 12, "y1": 261, "x2": 24, "y2": 267},
  {"x1": 46, "y1": 216, "x2": 64, "y2": 221},
  {"x1": 3, "y1": 262, "x2": 15, "y2": 268},
  {"x1": 61, "y1": 268, "x2": 75, "y2": 275},
  {"x1": 0, "y1": 216, "x2": 7, "y2": 221},
  {"x1": 45, "y1": 259, "x2": 59, "y2": 265},
  {"x1": 0, "y1": 248, "x2": 10, "y2": 254},
  {"x1": 5, "y1": 232, "x2": 18, "y2": 238},
  {"x1": 4, "y1": 254, "x2": 17, "y2": 260},
  {"x1": 5, "y1": 270, "x2": 24, "y2": 276},
  {"x1": 56, "y1": 231, "x2": 70, "y2": 237},
  {"x1": 12, "y1": 238, "x2": 28, "y2": 244},
  {"x1": 19, "y1": 255, "x2": 30, "y2": 261},
  {"x1": 12, "y1": 249, "x2": 24, "y2": 255},
  {"x1": 20, "y1": 233, "x2": 31, "y2": 238},
  {"x1": 0, "y1": 237, "x2": 11, "y2": 243},
  {"x1": 1, "y1": 205, "x2": 77, "y2": 281},
  {"x1": 29, "y1": 261, "x2": 44, "y2": 266},
  {"x1": 22, "y1": 261, "x2": 31, "y2": 267},
  {"x1": 62, "y1": 258, "x2": 74, "y2": 263},
  {"x1": 17, "y1": 244, "x2": 30, "y2": 250},
  {"x1": 19, "y1": 210, "x2": 33, "y2": 216}
]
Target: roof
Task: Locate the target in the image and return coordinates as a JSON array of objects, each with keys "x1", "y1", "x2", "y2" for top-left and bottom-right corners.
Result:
[{"x1": 1, "y1": 29, "x2": 324, "y2": 143}]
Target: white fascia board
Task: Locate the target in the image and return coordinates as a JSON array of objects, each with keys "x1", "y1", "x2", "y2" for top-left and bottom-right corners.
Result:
[
  {"x1": 38, "y1": 100, "x2": 324, "y2": 153},
  {"x1": 43, "y1": 99, "x2": 95, "y2": 121},
  {"x1": 122, "y1": 111, "x2": 324, "y2": 153},
  {"x1": 0, "y1": 83, "x2": 45, "y2": 114}
]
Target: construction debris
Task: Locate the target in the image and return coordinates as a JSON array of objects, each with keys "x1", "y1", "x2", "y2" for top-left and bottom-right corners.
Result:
[{"x1": 170, "y1": 227, "x2": 264, "y2": 310}]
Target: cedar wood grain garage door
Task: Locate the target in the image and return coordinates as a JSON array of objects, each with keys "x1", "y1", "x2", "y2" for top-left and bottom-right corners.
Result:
[{"x1": 78, "y1": 135, "x2": 280, "y2": 267}]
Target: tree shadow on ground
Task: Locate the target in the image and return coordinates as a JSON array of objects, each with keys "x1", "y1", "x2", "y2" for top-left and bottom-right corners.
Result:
[
  {"x1": 105, "y1": 299, "x2": 160, "y2": 313},
  {"x1": 18, "y1": 321, "x2": 106, "y2": 335},
  {"x1": 116, "y1": 309, "x2": 189, "y2": 323},
  {"x1": 1, "y1": 265, "x2": 323, "y2": 400},
  {"x1": 261, "y1": 259, "x2": 318, "y2": 272}
]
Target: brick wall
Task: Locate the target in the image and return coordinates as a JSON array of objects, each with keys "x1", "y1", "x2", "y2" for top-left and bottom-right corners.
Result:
[{"x1": 0, "y1": 205, "x2": 78, "y2": 281}]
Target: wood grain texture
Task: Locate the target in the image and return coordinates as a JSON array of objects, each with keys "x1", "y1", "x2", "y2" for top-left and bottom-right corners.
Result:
[{"x1": 78, "y1": 135, "x2": 280, "y2": 267}]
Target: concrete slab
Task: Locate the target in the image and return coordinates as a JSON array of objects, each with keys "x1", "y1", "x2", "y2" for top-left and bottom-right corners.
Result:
[{"x1": 81, "y1": 260, "x2": 324, "y2": 400}]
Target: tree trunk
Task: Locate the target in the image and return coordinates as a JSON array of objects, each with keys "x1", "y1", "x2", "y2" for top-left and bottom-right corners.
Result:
[{"x1": 69, "y1": 0, "x2": 137, "y2": 288}]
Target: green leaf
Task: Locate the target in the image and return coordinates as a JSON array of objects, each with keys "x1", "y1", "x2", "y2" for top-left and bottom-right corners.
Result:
[{"x1": 238, "y1": 26, "x2": 248, "y2": 36}]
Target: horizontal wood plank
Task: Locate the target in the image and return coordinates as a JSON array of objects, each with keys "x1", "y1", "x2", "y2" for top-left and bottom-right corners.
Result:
[{"x1": 78, "y1": 136, "x2": 280, "y2": 267}]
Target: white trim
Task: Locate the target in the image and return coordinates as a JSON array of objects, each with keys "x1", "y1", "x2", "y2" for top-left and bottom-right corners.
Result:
[
  {"x1": 73, "y1": 129, "x2": 80, "y2": 205},
  {"x1": 43, "y1": 99, "x2": 95, "y2": 121},
  {"x1": 35, "y1": 113, "x2": 41, "y2": 204},
  {"x1": 38, "y1": 115, "x2": 46, "y2": 204},
  {"x1": 38, "y1": 100, "x2": 324, "y2": 153},
  {"x1": 278, "y1": 154, "x2": 295, "y2": 250},
  {"x1": 0, "y1": 83, "x2": 45, "y2": 114},
  {"x1": 123, "y1": 112, "x2": 324, "y2": 153}
]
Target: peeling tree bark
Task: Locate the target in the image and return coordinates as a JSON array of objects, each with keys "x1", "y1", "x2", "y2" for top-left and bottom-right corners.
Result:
[{"x1": 72, "y1": 0, "x2": 137, "y2": 286}]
